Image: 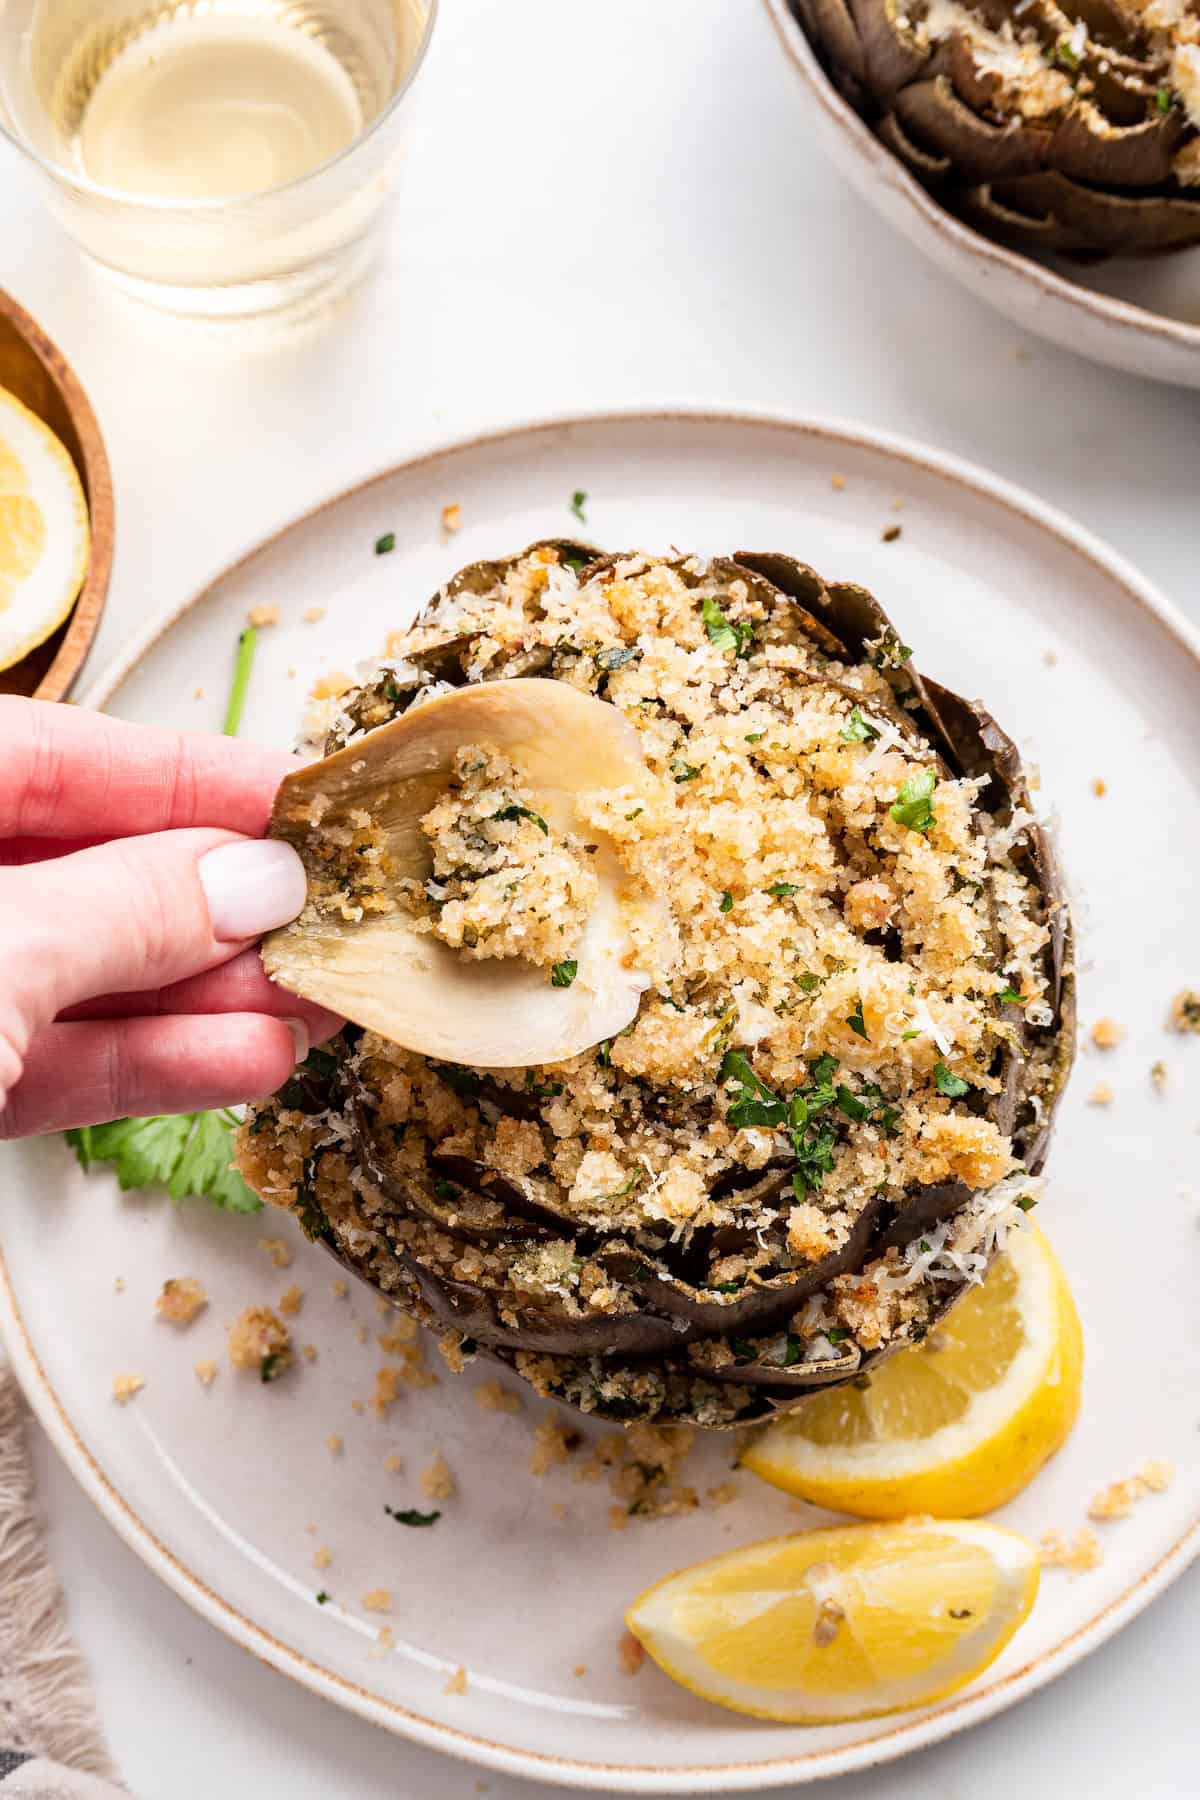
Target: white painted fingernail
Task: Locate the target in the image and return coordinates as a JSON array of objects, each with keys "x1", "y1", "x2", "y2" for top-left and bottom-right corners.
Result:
[
  {"x1": 198, "y1": 840, "x2": 307, "y2": 942},
  {"x1": 284, "y1": 1018, "x2": 310, "y2": 1064}
]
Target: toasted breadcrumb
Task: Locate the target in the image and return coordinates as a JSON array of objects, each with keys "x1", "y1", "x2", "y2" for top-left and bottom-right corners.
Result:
[
  {"x1": 373, "y1": 1367, "x2": 402, "y2": 1416},
  {"x1": 312, "y1": 1546, "x2": 332, "y2": 1570},
  {"x1": 247, "y1": 604, "x2": 280, "y2": 628},
  {"x1": 194, "y1": 1359, "x2": 218, "y2": 1387},
  {"x1": 1040, "y1": 1528, "x2": 1102, "y2": 1574},
  {"x1": 112, "y1": 1374, "x2": 144, "y2": 1405},
  {"x1": 1140, "y1": 1459, "x2": 1174, "y2": 1492},
  {"x1": 474, "y1": 1380, "x2": 522, "y2": 1414},
  {"x1": 573, "y1": 1663, "x2": 587, "y2": 1678},
  {"x1": 155, "y1": 1277, "x2": 207, "y2": 1327},
  {"x1": 618, "y1": 1632, "x2": 645, "y2": 1675},
  {"x1": 830, "y1": 473, "x2": 847, "y2": 491},
  {"x1": 303, "y1": 606, "x2": 326, "y2": 623},
  {"x1": 1091, "y1": 778, "x2": 1106, "y2": 797},
  {"x1": 373, "y1": 1626, "x2": 396, "y2": 1655},
  {"x1": 1090, "y1": 1018, "x2": 1124, "y2": 1050},
  {"x1": 1088, "y1": 1479, "x2": 1143, "y2": 1520},
  {"x1": 441, "y1": 503, "x2": 462, "y2": 536},
  {"x1": 302, "y1": 1344, "x2": 317, "y2": 1361},
  {"x1": 278, "y1": 1284, "x2": 303, "y2": 1316},
  {"x1": 383, "y1": 1452, "x2": 403, "y2": 1473},
  {"x1": 549, "y1": 1501, "x2": 568, "y2": 1522},
  {"x1": 443, "y1": 1665, "x2": 469, "y2": 1695},
  {"x1": 706, "y1": 1482, "x2": 740, "y2": 1507},
  {"x1": 420, "y1": 1454, "x2": 456, "y2": 1500},
  {"x1": 257, "y1": 1237, "x2": 293, "y2": 1270},
  {"x1": 356, "y1": 1324, "x2": 369, "y2": 1345},
  {"x1": 192, "y1": 687, "x2": 204, "y2": 701},
  {"x1": 113, "y1": 1277, "x2": 125, "y2": 1294},
  {"x1": 362, "y1": 1589, "x2": 393, "y2": 1614},
  {"x1": 228, "y1": 1307, "x2": 291, "y2": 1378},
  {"x1": 332, "y1": 1280, "x2": 348, "y2": 1299},
  {"x1": 1150, "y1": 1060, "x2": 1169, "y2": 1091},
  {"x1": 311, "y1": 670, "x2": 353, "y2": 701},
  {"x1": 530, "y1": 1419, "x2": 582, "y2": 1476},
  {"x1": 351, "y1": 1398, "x2": 364, "y2": 1415},
  {"x1": 327, "y1": 1435, "x2": 343, "y2": 1456},
  {"x1": 1088, "y1": 1084, "x2": 1114, "y2": 1107},
  {"x1": 1169, "y1": 990, "x2": 1200, "y2": 1034}
]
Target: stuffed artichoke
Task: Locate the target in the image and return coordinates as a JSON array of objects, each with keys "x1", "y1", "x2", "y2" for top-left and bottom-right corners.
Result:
[
  {"x1": 237, "y1": 542, "x2": 1075, "y2": 1427},
  {"x1": 792, "y1": 0, "x2": 1200, "y2": 256}
]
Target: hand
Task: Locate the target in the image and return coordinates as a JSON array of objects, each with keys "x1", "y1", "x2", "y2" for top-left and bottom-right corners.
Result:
[{"x1": 0, "y1": 697, "x2": 341, "y2": 1139}]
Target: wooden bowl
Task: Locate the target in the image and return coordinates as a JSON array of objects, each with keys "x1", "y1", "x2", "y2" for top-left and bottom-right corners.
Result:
[{"x1": 0, "y1": 289, "x2": 114, "y2": 702}]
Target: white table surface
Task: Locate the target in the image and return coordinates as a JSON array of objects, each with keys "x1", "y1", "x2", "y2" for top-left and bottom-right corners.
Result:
[{"x1": 3, "y1": 1, "x2": 1198, "y2": 1795}]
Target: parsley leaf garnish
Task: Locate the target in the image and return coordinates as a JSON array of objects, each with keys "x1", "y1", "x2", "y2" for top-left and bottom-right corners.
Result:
[
  {"x1": 65, "y1": 1111, "x2": 261, "y2": 1213},
  {"x1": 766, "y1": 881, "x2": 799, "y2": 898},
  {"x1": 551, "y1": 960, "x2": 578, "y2": 988},
  {"x1": 719, "y1": 1050, "x2": 787, "y2": 1130},
  {"x1": 798, "y1": 972, "x2": 823, "y2": 992},
  {"x1": 718, "y1": 890, "x2": 734, "y2": 914},
  {"x1": 826, "y1": 1326, "x2": 850, "y2": 1344},
  {"x1": 315, "y1": 1591, "x2": 330, "y2": 1604},
  {"x1": 839, "y1": 706, "x2": 878, "y2": 744},
  {"x1": 745, "y1": 731, "x2": 765, "y2": 744},
  {"x1": 260, "y1": 1352, "x2": 286, "y2": 1383},
  {"x1": 701, "y1": 594, "x2": 753, "y2": 657},
  {"x1": 492, "y1": 803, "x2": 549, "y2": 835},
  {"x1": 385, "y1": 1506, "x2": 441, "y2": 1527},
  {"x1": 569, "y1": 489, "x2": 588, "y2": 524},
  {"x1": 998, "y1": 988, "x2": 1026, "y2": 1005},
  {"x1": 846, "y1": 999, "x2": 869, "y2": 1040},
  {"x1": 889, "y1": 770, "x2": 936, "y2": 834},
  {"x1": 375, "y1": 531, "x2": 396, "y2": 555},
  {"x1": 1157, "y1": 85, "x2": 1173, "y2": 113},
  {"x1": 934, "y1": 1063, "x2": 971, "y2": 1098},
  {"x1": 671, "y1": 759, "x2": 700, "y2": 783}
]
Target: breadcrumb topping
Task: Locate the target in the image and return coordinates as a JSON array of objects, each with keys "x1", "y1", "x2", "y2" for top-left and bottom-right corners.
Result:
[
  {"x1": 228, "y1": 1307, "x2": 291, "y2": 1380},
  {"x1": 112, "y1": 1373, "x2": 144, "y2": 1405},
  {"x1": 155, "y1": 1277, "x2": 207, "y2": 1327}
]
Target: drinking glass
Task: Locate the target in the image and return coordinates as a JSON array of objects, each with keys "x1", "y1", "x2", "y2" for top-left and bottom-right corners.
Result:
[{"x1": 0, "y1": 0, "x2": 437, "y2": 317}]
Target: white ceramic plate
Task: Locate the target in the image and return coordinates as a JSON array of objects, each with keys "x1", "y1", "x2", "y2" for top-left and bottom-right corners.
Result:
[
  {"x1": 761, "y1": 0, "x2": 1200, "y2": 389},
  {"x1": 2, "y1": 411, "x2": 1198, "y2": 1794}
]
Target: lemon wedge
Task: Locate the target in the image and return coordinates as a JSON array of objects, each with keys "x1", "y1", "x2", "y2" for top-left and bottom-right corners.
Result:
[
  {"x1": 743, "y1": 1223, "x2": 1083, "y2": 1519},
  {"x1": 0, "y1": 385, "x2": 90, "y2": 673},
  {"x1": 626, "y1": 1517, "x2": 1039, "y2": 1723}
]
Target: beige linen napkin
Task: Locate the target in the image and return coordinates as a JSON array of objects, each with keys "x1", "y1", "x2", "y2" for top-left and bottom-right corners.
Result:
[{"x1": 0, "y1": 1366, "x2": 124, "y2": 1799}]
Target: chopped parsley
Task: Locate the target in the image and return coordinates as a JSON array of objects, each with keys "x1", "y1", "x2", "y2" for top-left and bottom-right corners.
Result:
[
  {"x1": 597, "y1": 1039, "x2": 611, "y2": 1067},
  {"x1": 385, "y1": 1506, "x2": 441, "y2": 1527},
  {"x1": 766, "y1": 881, "x2": 799, "y2": 898},
  {"x1": 701, "y1": 593, "x2": 753, "y2": 657},
  {"x1": 1053, "y1": 36, "x2": 1080, "y2": 68},
  {"x1": 839, "y1": 705, "x2": 878, "y2": 744},
  {"x1": 718, "y1": 889, "x2": 734, "y2": 914},
  {"x1": 374, "y1": 531, "x2": 396, "y2": 555},
  {"x1": 569, "y1": 489, "x2": 588, "y2": 524},
  {"x1": 869, "y1": 632, "x2": 912, "y2": 670},
  {"x1": 492, "y1": 803, "x2": 548, "y2": 835},
  {"x1": 745, "y1": 731, "x2": 765, "y2": 744},
  {"x1": 901, "y1": 1028, "x2": 921, "y2": 1041},
  {"x1": 889, "y1": 770, "x2": 936, "y2": 834},
  {"x1": 835, "y1": 1083, "x2": 899, "y2": 1134},
  {"x1": 1157, "y1": 85, "x2": 1173, "y2": 113},
  {"x1": 64, "y1": 1111, "x2": 262, "y2": 1213},
  {"x1": 798, "y1": 971, "x2": 823, "y2": 992},
  {"x1": 260, "y1": 1352, "x2": 285, "y2": 1384},
  {"x1": 998, "y1": 988, "x2": 1026, "y2": 1005},
  {"x1": 315, "y1": 1591, "x2": 330, "y2": 1605},
  {"x1": 624, "y1": 805, "x2": 644, "y2": 820},
  {"x1": 671, "y1": 758, "x2": 700, "y2": 783},
  {"x1": 846, "y1": 999, "x2": 869, "y2": 1040},
  {"x1": 595, "y1": 646, "x2": 642, "y2": 671},
  {"x1": 551, "y1": 960, "x2": 578, "y2": 988},
  {"x1": 934, "y1": 1063, "x2": 970, "y2": 1099},
  {"x1": 719, "y1": 1049, "x2": 843, "y2": 1195},
  {"x1": 712, "y1": 1279, "x2": 743, "y2": 1294},
  {"x1": 826, "y1": 1326, "x2": 850, "y2": 1344},
  {"x1": 1015, "y1": 1192, "x2": 1037, "y2": 1213},
  {"x1": 430, "y1": 1062, "x2": 482, "y2": 1100}
]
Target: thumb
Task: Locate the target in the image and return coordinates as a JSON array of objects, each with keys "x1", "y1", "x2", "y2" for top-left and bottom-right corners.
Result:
[{"x1": 1, "y1": 830, "x2": 307, "y2": 1038}]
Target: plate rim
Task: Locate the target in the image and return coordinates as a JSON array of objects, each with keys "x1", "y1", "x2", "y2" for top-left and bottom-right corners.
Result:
[
  {"x1": 759, "y1": 0, "x2": 1200, "y2": 361},
  {"x1": 4, "y1": 405, "x2": 1196, "y2": 1793}
]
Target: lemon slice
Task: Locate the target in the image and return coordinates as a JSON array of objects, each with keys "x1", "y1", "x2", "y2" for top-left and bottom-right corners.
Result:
[
  {"x1": 626, "y1": 1517, "x2": 1039, "y2": 1723},
  {"x1": 0, "y1": 385, "x2": 90, "y2": 673},
  {"x1": 743, "y1": 1223, "x2": 1083, "y2": 1519}
]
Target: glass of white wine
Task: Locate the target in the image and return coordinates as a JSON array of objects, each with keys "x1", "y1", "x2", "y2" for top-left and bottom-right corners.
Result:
[{"x1": 0, "y1": 0, "x2": 436, "y2": 317}]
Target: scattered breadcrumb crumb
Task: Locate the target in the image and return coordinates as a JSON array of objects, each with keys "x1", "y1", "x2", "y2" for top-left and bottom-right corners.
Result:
[
  {"x1": 1040, "y1": 1528, "x2": 1102, "y2": 1574},
  {"x1": 257, "y1": 1237, "x2": 293, "y2": 1270},
  {"x1": 383, "y1": 1453, "x2": 403, "y2": 1474},
  {"x1": 112, "y1": 1374, "x2": 144, "y2": 1405},
  {"x1": 420, "y1": 1454, "x2": 456, "y2": 1500},
  {"x1": 1140, "y1": 1459, "x2": 1174, "y2": 1492},
  {"x1": 530, "y1": 1419, "x2": 582, "y2": 1476},
  {"x1": 549, "y1": 1502, "x2": 568, "y2": 1522},
  {"x1": 228, "y1": 1307, "x2": 291, "y2": 1379},
  {"x1": 830, "y1": 473, "x2": 846, "y2": 491},
  {"x1": 1043, "y1": 650, "x2": 1058, "y2": 667},
  {"x1": 113, "y1": 1277, "x2": 125, "y2": 1294},
  {"x1": 351, "y1": 1398, "x2": 364, "y2": 1415},
  {"x1": 608, "y1": 1504, "x2": 629, "y2": 1532},
  {"x1": 327, "y1": 1435, "x2": 344, "y2": 1455},
  {"x1": 302, "y1": 1344, "x2": 317, "y2": 1362},
  {"x1": 474, "y1": 1380, "x2": 522, "y2": 1414},
  {"x1": 706, "y1": 1482, "x2": 739, "y2": 1507},
  {"x1": 278, "y1": 1284, "x2": 303, "y2": 1316},
  {"x1": 375, "y1": 1298, "x2": 392, "y2": 1317},
  {"x1": 356, "y1": 1323, "x2": 369, "y2": 1344},
  {"x1": 192, "y1": 687, "x2": 204, "y2": 701},
  {"x1": 881, "y1": 524, "x2": 902, "y2": 543},
  {"x1": 303, "y1": 606, "x2": 326, "y2": 623},
  {"x1": 618, "y1": 1632, "x2": 645, "y2": 1675},
  {"x1": 332, "y1": 1280, "x2": 348, "y2": 1299},
  {"x1": 1088, "y1": 1479, "x2": 1143, "y2": 1521},
  {"x1": 891, "y1": 497, "x2": 904, "y2": 512},
  {"x1": 312, "y1": 1546, "x2": 332, "y2": 1570},
  {"x1": 362, "y1": 1589, "x2": 393, "y2": 1614},
  {"x1": 580, "y1": 1422, "x2": 699, "y2": 1522},
  {"x1": 1091, "y1": 778, "x2": 1107, "y2": 797},
  {"x1": 1151, "y1": 1060, "x2": 1169, "y2": 1091},
  {"x1": 372, "y1": 1626, "x2": 396, "y2": 1656},
  {"x1": 194, "y1": 1359, "x2": 217, "y2": 1387},
  {"x1": 573, "y1": 1663, "x2": 587, "y2": 1678},
  {"x1": 443, "y1": 1666, "x2": 469, "y2": 1696},
  {"x1": 441, "y1": 503, "x2": 462, "y2": 536},
  {"x1": 1090, "y1": 1018, "x2": 1124, "y2": 1050},
  {"x1": 311, "y1": 670, "x2": 353, "y2": 701},
  {"x1": 156, "y1": 1277, "x2": 207, "y2": 1326},
  {"x1": 247, "y1": 604, "x2": 280, "y2": 628},
  {"x1": 373, "y1": 1367, "x2": 402, "y2": 1416},
  {"x1": 1169, "y1": 990, "x2": 1200, "y2": 1034},
  {"x1": 1088, "y1": 1083, "x2": 1114, "y2": 1107}
]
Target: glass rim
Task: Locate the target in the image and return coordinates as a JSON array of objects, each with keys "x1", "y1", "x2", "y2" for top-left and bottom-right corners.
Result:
[{"x1": 0, "y1": 0, "x2": 438, "y2": 213}]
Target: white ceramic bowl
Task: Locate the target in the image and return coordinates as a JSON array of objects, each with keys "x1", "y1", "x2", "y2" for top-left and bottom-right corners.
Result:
[{"x1": 762, "y1": 0, "x2": 1200, "y2": 388}]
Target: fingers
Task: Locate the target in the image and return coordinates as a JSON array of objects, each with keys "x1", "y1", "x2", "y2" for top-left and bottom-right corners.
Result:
[
  {"x1": 60, "y1": 948, "x2": 343, "y2": 1034},
  {"x1": 0, "y1": 697, "x2": 301, "y2": 841},
  {"x1": 1, "y1": 829, "x2": 307, "y2": 1032},
  {"x1": 0, "y1": 1014, "x2": 307, "y2": 1139}
]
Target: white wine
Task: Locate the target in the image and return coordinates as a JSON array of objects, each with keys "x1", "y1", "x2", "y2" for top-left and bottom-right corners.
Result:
[{"x1": 76, "y1": 13, "x2": 365, "y2": 201}]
